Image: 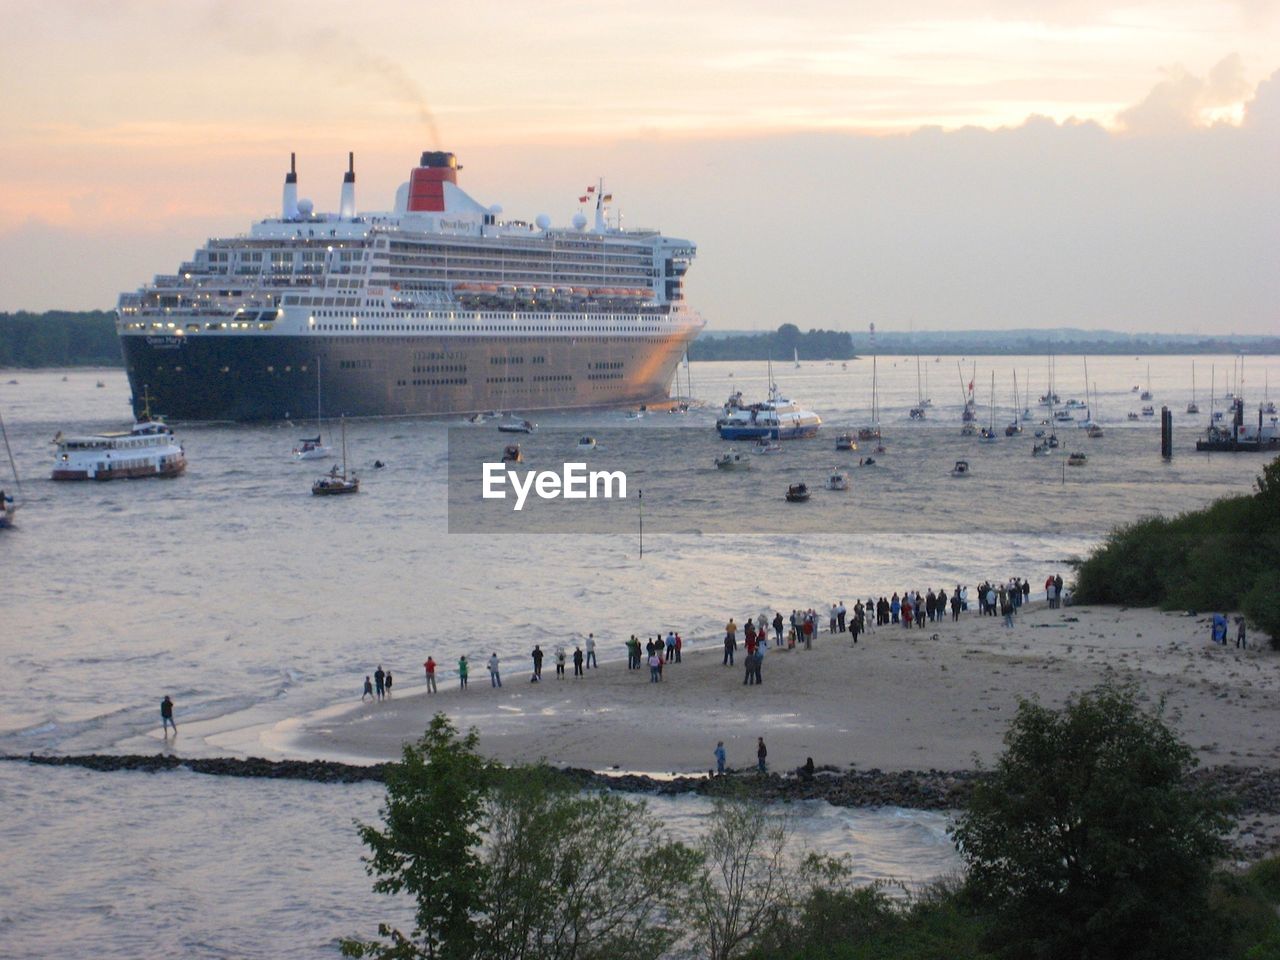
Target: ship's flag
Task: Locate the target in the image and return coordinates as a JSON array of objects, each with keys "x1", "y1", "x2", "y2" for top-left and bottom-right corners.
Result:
[
  {"x1": 968, "y1": 379, "x2": 974, "y2": 392},
  {"x1": 586, "y1": 185, "x2": 596, "y2": 193},
  {"x1": 578, "y1": 195, "x2": 588, "y2": 203},
  {"x1": 602, "y1": 193, "x2": 613, "y2": 202}
]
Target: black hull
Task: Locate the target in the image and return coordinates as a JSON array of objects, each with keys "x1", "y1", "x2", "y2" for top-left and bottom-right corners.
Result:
[{"x1": 119, "y1": 330, "x2": 693, "y2": 422}]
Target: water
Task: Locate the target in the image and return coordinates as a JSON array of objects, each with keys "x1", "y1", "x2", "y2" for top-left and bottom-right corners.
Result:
[{"x1": 0, "y1": 355, "x2": 1274, "y2": 956}]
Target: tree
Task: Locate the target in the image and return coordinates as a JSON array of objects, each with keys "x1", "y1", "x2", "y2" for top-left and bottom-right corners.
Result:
[
  {"x1": 478, "y1": 769, "x2": 701, "y2": 960},
  {"x1": 687, "y1": 795, "x2": 800, "y2": 960},
  {"x1": 343, "y1": 715, "x2": 491, "y2": 959},
  {"x1": 345, "y1": 714, "x2": 701, "y2": 960},
  {"x1": 950, "y1": 681, "x2": 1232, "y2": 960}
]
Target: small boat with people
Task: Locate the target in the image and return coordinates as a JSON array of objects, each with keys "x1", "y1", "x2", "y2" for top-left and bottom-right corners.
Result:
[
  {"x1": 502, "y1": 444, "x2": 523, "y2": 463},
  {"x1": 835, "y1": 433, "x2": 857, "y2": 451},
  {"x1": 1127, "y1": 411, "x2": 1140, "y2": 421},
  {"x1": 858, "y1": 456, "x2": 877, "y2": 467},
  {"x1": 715, "y1": 452, "x2": 751, "y2": 470},
  {"x1": 1067, "y1": 451, "x2": 1088, "y2": 466},
  {"x1": 1087, "y1": 423, "x2": 1104, "y2": 439},
  {"x1": 312, "y1": 417, "x2": 359, "y2": 495},
  {"x1": 576, "y1": 436, "x2": 596, "y2": 448},
  {"x1": 1141, "y1": 405, "x2": 1155, "y2": 417},
  {"x1": 785, "y1": 482, "x2": 811, "y2": 502},
  {"x1": 1032, "y1": 441, "x2": 1049, "y2": 456},
  {"x1": 755, "y1": 438, "x2": 783, "y2": 455},
  {"x1": 51, "y1": 392, "x2": 186, "y2": 481},
  {"x1": 950, "y1": 460, "x2": 971, "y2": 477},
  {"x1": 498, "y1": 416, "x2": 536, "y2": 434},
  {"x1": 826, "y1": 471, "x2": 850, "y2": 491},
  {"x1": 716, "y1": 379, "x2": 821, "y2": 440}
]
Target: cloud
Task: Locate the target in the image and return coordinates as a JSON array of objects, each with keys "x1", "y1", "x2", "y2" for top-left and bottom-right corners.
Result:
[
  {"x1": 1117, "y1": 53, "x2": 1251, "y2": 133},
  {"x1": 1244, "y1": 66, "x2": 1280, "y2": 127}
]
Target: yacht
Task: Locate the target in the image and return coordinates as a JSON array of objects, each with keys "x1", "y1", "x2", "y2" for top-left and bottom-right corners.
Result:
[
  {"x1": 716, "y1": 381, "x2": 821, "y2": 440},
  {"x1": 826, "y1": 471, "x2": 850, "y2": 491}
]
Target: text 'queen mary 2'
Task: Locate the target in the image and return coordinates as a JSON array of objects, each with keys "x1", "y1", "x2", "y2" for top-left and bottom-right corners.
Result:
[{"x1": 116, "y1": 151, "x2": 704, "y2": 421}]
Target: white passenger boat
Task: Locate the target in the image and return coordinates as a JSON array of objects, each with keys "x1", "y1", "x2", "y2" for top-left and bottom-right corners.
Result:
[
  {"x1": 715, "y1": 452, "x2": 751, "y2": 470},
  {"x1": 826, "y1": 470, "x2": 850, "y2": 491},
  {"x1": 51, "y1": 396, "x2": 185, "y2": 481}
]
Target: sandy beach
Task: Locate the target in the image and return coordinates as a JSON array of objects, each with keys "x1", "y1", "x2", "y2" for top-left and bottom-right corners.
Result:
[{"x1": 286, "y1": 603, "x2": 1280, "y2": 777}]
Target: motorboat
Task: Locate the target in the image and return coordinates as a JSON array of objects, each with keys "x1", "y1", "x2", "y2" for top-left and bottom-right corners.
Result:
[
  {"x1": 835, "y1": 433, "x2": 857, "y2": 451},
  {"x1": 950, "y1": 460, "x2": 971, "y2": 477},
  {"x1": 754, "y1": 439, "x2": 783, "y2": 455},
  {"x1": 95, "y1": 380, "x2": 105, "y2": 388},
  {"x1": 909, "y1": 407, "x2": 925, "y2": 421},
  {"x1": 979, "y1": 427, "x2": 998, "y2": 442},
  {"x1": 856, "y1": 427, "x2": 881, "y2": 441},
  {"x1": 858, "y1": 456, "x2": 877, "y2": 467},
  {"x1": 715, "y1": 452, "x2": 751, "y2": 470},
  {"x1": 624, "y1": 409, "x2": 645, "y2": 420},
  {"x1": 502, "y1": 444, "x2": 523, "y2": 463},
  {"x1": 826, "y1": 470, "x2": 850, "y2": 491},
  {"x1": 1067, "y1": 451, "x2": 1088, "y2": 466},
  {"x1": 785, "y1": 482, "x2": 811, "y2": 502},
  {"x1": 716, "y1": 379, "x2": 821, "y2": 440},
  {"x1": 576, "y1": 436, "x2": 596, "y2": 448},
  {"x1": 1087, "y1": 424, "x2": 1104, "y2": 438},
  {"x1": 960, "y1": 423, "x2": 977, "y2": 437},
  {"x1": 1032, "y1": 441, "x2": 1049, "y2": 456},
  {"x1": 1054, "y1": 409, "x2": 1074, "y2": 422},
  {"x1": 1064, "y1": 398, "x2": 1086, "y2": 409},
  {"x1": 498, "y1": 417, "x2": 536, "y2": 434},
  {"x1": 1046, "y1": 433, "x2": 1060, "y2": 448},
  {"x1": 1127, "y1": 412, "x2": 1140, "y2": 421},
  {"x1": 1004, "y1": 421, "x2": 1021, "y2": 437},
  {"x1": 1141, "y1": 406, "x2": 1155, "y2": 417}
]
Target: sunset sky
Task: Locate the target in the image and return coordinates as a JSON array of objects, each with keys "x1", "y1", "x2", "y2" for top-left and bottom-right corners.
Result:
[{"x1": 1, "y1": 0, "x2": 1276, "y2": 332}]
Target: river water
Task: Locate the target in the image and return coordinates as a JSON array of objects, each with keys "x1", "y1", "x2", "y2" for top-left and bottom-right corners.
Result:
[{"x1": 1, "y1": 355, "x2": 1274, "y2": 957}]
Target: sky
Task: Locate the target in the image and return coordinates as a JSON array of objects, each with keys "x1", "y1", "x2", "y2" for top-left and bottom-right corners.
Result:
[{"x1": 0, "y1": 0, "x2": 1276, "y2": 333}]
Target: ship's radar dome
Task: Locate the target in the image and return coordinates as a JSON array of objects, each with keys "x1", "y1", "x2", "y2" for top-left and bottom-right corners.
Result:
[
  {"x1": 572, "y1": 212, "x2": 587, "y2": 230},
  {"x1": 297, "y1": 198, "x2": 314, "y2": 217},
  {"x1": 535, "y1": 214, "x2": 551, "y2": 230},
  {"x1": 489, "y1": 204, "x2": 503, "y2": 216}
]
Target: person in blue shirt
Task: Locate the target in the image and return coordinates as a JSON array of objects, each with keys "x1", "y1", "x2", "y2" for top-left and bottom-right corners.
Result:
[{"x1": 714, "y1": 741, "x2": 726, "y2": 775}]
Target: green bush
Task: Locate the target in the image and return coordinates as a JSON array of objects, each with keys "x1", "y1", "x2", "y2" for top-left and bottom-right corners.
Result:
[{"x1": 1074, "y1": 456, "x2": 1280, "y2": 643}]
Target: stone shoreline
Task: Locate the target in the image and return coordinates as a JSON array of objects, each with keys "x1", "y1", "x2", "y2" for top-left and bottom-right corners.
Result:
[{"x1": 9, "y1": 752, "x2": 1280, "y2": 817}]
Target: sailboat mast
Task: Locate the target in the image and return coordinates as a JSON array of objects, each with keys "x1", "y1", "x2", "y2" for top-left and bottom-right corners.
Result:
[{"x1": 0, "y1": 404, "x2": 21, "y2": 495}]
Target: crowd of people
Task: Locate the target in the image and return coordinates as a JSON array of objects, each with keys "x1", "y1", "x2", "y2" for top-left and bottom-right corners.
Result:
[{"x1": 358, "y1": 572, "x2": 1076, "y2": 704}]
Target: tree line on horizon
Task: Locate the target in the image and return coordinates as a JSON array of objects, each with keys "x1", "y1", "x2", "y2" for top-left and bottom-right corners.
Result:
[{"x1": 0, "y1": 312, "x2": 121, "y2": 367}]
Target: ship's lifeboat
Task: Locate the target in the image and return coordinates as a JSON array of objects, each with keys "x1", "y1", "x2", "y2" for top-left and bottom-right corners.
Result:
[
  {"x1": 516, "y1": 285, "x2": 537, "y2": 300},
  {"x1": 536, "y1": 286, "x2": 556, "y2": 300},
  {"x1": 571, "y1": 287, "x2": 591, "y2": 299},
  {"x1": 497, "y1": 284, "x2": 516, "y2": 300}
]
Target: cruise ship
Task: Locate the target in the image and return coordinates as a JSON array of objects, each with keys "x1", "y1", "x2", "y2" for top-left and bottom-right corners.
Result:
[{"x1": 116, "y1": 151, "x2": 704, "y2": 421}]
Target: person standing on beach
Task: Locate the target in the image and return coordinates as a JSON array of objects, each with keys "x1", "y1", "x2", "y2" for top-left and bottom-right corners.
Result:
[
  {"x1": 1237, "y1": 618, "x2": 1247, "y2": 649},
  {"x1": 362, "y1": 676, "x2": 374, "y2": 701},
  {"x1": 585, "y1": 633, "x2": 597, "y2": 669},
  {"x1": 424, "y1": 657, "x2": 437, "y2": 694},
  {"x1": 850, "y1": 611, "x2": 862, "y2": 644},
  {"x1": 374, "y1": 665, "x2": 386, "y2": 700},
  {"x1": 385, "y1": 671, "x2": 393, "y2": 694},
  {"x1": 674, "y1": 632, "x2": 682, "y2": 663},
  {"x1": 837, "y1": 600, "x2": 847, "y2": 633},
  {"x1": 458, "y1": 656, "x2": 469, "y2": 689},
  {"x1": 531, "y1": 645, "x2": 544, "y2": 681},
  {"x1": 649, "y1": 652, "x2": 661, "y2": 683},
  {"x1": 488, "y1": 652, "x2": 502, "y2": 688},
  {"x1": 743, "y1": 650, "x2": 755, "y2": 685},
  {"x1": 555, "y1": 645, "x2": 567, "y2": 678},
  {"x1": 757, "y1": 737, "x2": 767, "y2": 773},
  {"x1": 160, "y1": 695, "x2": 177, "y2": 735},
  {"x1": 714, "y1": 741, "x2": 727, "y2": 775},
  {"x1": 573, "y1": 646, "x2": 584, "y2": 677},
  {"x1": 723, "y1": 626, "x2": 737, "y2": 666},
  {"x1": 773, "y1": 611, "x2": 784, "y2": 645},
  {"x1": 665, "y1": 630, "x2": 676, "y2": 662},
  {"x1": 753, "y1": 649, "x2": 764, "y2": 685}
]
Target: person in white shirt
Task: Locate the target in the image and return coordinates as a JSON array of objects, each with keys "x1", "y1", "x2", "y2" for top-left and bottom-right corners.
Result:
[
  {"x1": 487, "y1": 653, "x2": 502, "y2": 688},
  {"x1": 585, "y1": 633, "x2": 597, "y2": 668}
]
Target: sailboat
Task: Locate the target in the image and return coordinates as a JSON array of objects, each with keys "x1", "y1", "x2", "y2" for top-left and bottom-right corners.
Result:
[
  {"x1": 293, "y1": 359, "x2": 333, "y2": 460},
  {"x1": 1005, "y1": 370, "x2": 1023, "y2": 435},
  {"x1": 980, "y1": 372, "x2": 998, "y2": 441},
  {"x1": 669, "y1": 351, "x2": 692, "y2": 413},
  {"x1": 1187, "y1": 361, "x2": 1200, "y2": 415},
  {"x1": 857, "y1": 355, "x2": 882, "y2": 443},
  {"x1": 1140, "y1": 364, "x2": 1153, "y2": 402},
  {"x1": 794, "y1": 347, "x2": 800, "y2": 369},
  {"x1": 1262, "y1": 372, "x2": 1276, "y2": 415},
  {"x1": 0, "y1": 404, "x2": 20, "y2": 529},
  {"x1": 312, "y1": 417, "x2": 359, "y2": 495},
  {"x1": 909, "y1": 355, "x2": 926, "y2": 420},
  {"x1": 959, "y1": 362, "x2": 977, "y2": 435}
]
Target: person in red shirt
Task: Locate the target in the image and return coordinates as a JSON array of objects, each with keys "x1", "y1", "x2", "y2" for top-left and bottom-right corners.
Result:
[{"x1": 423, "y1": 656, "x2": 437, "y2": 694}]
